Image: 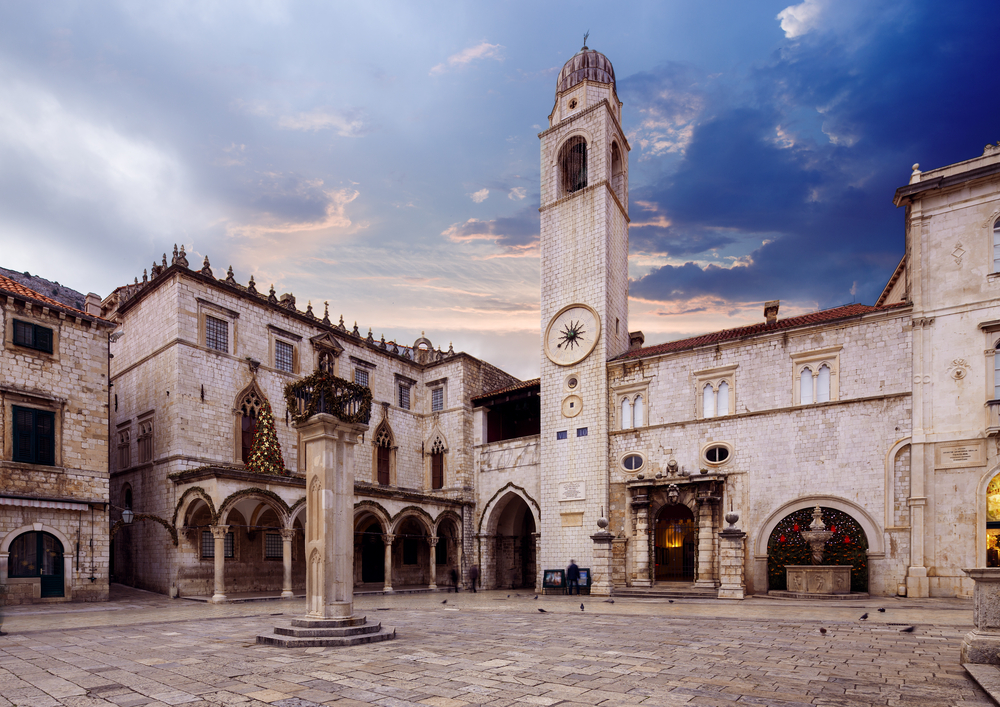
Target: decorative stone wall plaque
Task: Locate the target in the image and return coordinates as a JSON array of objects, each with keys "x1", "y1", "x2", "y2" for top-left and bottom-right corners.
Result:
[
  {"x1": 561, "y1": 512, "x2": 584, "y2": 527},
  {"x1": 936, "y1": 439, "x2": 987, "y2": 469},
  {"x1": 559, "y1": 480, "x2": 585, "y2": 501}
]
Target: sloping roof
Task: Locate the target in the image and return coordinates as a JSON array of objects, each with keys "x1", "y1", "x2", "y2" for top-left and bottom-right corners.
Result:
[
  {"x1": 875, "y1": 256, "x2": 907, "y2": 307},
  {"x1": 0, "y1": 266, "x2": 87, "y2": 311},
  {"x1": 0, "y1": 273, "x2": 112, "y2": 325},
  {"x1": 471, "y1": 377, "x2": 540, "y2": 405},
  {"x1": 615, "y1": 302, "x2": 910, "y2": 361}
]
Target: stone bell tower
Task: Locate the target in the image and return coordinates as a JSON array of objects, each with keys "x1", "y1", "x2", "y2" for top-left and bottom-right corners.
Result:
[{"x1": 538, "y1": 43, "x2": 630, "y2": 582}]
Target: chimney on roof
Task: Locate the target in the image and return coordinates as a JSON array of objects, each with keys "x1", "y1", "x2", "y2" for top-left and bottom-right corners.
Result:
[
  {"x1": 85, "y1": 293, "x2": 102, "y2": 317},
  {"x1": 764, "y1": 300, "x2": 780, "y2": 324},
  {"x1": 629, "y1": 331, "x2": 645, "y2": 350}
]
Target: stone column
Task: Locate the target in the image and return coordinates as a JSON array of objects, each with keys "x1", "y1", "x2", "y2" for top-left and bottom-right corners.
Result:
[
  {"x1": 427, "y1": 536, "x2": 438, "y2": 589},
  {"x1": 533, "y1": 532, "x2": 541, "y2": 590},
  {"x1": 694, "y1": 500, "x2": 719, "y2": 589},
  {"x1": 632, "y1": 495, "x2": 652, "y2": 587},
  {"x1": 382, "y1": 534, "x2": 395, "y2": 593},
  {"x1": 717, "y1": 526, "x2": 747, "y2": 600},
  {"x1": 590, "y1": 529, "x2": 614, "y2": 596},
  {"x1": 209, "y1": 525, "x2": 229, "y2": 604},
  {"x1": 0, "y1": 551, "x2": 8, "y2": 588},
  {"x1": 961, "y1": 568, "x2": 1000, "y2": 664},
  {"x1": 298, "y1": 413, "x2": 368, "y2": 619},
  {"x1": 280, "y1": 528, "x2": 296, "y2": 599}
]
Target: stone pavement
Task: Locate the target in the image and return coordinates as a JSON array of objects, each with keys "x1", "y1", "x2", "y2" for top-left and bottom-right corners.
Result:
[{"x1": 0, "y1": 585, "x2": 992, "y2": 706}]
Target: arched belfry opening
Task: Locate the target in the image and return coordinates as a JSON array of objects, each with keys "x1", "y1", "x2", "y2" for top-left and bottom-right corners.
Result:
[
  {"x1": 560, "y1": 136, "x2": 588, "y2": 195},
  {"x1": 611, "y1": 141, "x2": 624, "y2": 201}
]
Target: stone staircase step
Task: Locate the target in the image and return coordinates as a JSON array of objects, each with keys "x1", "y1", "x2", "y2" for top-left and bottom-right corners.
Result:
[
  {"x1": 290, "y1": 615, "x2": 368, "y2": 629},
  {"x1": 275, "y1": 621, "x2": 382, "y2": 638},
  {"x1": 256, "y1": 625, "x2": 395, "y2": 648}
]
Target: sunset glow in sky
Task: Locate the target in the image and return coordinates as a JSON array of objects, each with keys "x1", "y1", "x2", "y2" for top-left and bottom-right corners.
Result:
[{"x1": 1, "y1": 1, "x2": 997, "y2": 378}]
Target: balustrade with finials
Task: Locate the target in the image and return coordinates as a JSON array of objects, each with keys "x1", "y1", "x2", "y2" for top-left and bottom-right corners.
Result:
[{"x1": 284, "y1": 370, "x2": 373, "y2": 425}]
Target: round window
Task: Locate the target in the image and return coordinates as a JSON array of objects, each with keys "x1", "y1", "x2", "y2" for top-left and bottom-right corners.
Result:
[
  {"x1": 567, "y1": 377, "x2": 578, "y2": 389},
  {"x1": 622, "y1": 454, "x2": 644, "y2": 471},
  {"x1": 702, "y1": 443, "x2": 732, "y2": 466}
]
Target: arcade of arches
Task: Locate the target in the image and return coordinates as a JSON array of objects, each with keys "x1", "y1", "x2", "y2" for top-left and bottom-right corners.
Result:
[{"x1": 353, "y1": 510, "x2": 461, "y2": 591}]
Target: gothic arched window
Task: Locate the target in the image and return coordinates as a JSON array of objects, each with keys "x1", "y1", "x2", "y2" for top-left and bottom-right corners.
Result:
[
  {"x1": 430, "y1": 437, "x2": 445, "y2": 489},
  {"x1": 240, "y1": 389, "x2": 263, "y2": 463},
  {"x1": 560, "y1": 136, "x2": 587, "y2": 194},
  {"x1": 375, "y1": 424, "x2": 393, "y2": 486},
  {"x1": 611, "y1": 141, "x2": 624, "y2": 201}
]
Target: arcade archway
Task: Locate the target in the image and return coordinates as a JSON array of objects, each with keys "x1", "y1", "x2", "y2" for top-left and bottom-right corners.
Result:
[{"x1": 487, "y1": 492, "x2": 536, "y2": 589}]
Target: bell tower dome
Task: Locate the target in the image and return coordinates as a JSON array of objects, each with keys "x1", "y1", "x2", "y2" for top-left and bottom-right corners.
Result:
[{"x1": 537, "y1": 43, "x2": 630, "y2": 580}]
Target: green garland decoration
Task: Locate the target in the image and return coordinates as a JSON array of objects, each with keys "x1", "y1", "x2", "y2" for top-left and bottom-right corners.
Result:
[
  {"x1": 285, "y1": 369, "x2": 372, "y2": 425},
  {"x1": 173, "y1": 486, "x2": 215, "y2": 528},
  {"x1": 767, "y1": 507, "x2": 869, "y2": 592},
  {"x1": 217, "y1": 487, "x2": 293, "y2": 524},
  {"x1": 110, "y1": 513, "x2": 178, "y2": 546},
  {"x1": 245, "y1": 397, "x2": 288, "y2": 476}
]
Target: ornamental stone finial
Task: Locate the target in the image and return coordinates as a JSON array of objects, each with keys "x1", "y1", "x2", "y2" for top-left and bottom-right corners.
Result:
[
  {"x1": 268, "y1": 285, "x2": 278, "y2": 304},
  {"x1": 248, "y1": 275, "x2": 258, "y2": 294},
  {"x1": 142, "y1": 269, "x2": 148, "y2": 283},
  {"x1": 225, "y1": 266, "x2": 236, "y2": 285},
  {"x1": 177, "y1": 245, "x2": 189, "y2": 267},
  {"x1": 352, "y1": 321, "x2": 360, "y2": 337},
  {"x1": 306, "y1": 301, "x2": 314, "y2": 318},
  {"x1": 322, "y1": 301, "x2": 331, "y2": 325},
  {"x1": 201, "y1": 256, "x2": 213, "y2": 277}
]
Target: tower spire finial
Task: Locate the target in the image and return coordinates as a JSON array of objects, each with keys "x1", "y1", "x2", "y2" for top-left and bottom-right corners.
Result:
[{"x1": 582, "y1": 30, "x2": 589, "y2": 49}]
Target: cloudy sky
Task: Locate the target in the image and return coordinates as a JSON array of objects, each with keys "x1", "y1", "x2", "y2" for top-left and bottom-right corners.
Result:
[{"x1": 1, "y1": 1, "x2": 997, "y2": 378}]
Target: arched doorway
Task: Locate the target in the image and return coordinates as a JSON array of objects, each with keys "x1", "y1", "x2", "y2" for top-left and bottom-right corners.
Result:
[
  {"x1": 655, "y1": 505, "x2": 695, "y2": 581},
  {"x1": 489, "y1": 493, "x2": 537, "y2": 589},
  {"x1": 987, "y1": 475, "x2": 1000, "y2": 567},
  {"x1": 767, "y1": 506, "x2": 869, "y2": 592},
  {"x1": 9, "y1": 531, "x2": 64, "y2": 597}
]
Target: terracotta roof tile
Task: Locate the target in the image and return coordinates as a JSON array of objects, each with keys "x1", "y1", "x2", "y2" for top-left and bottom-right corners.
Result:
[
  {"x1": 0, "y1": 273, "x2": 110, "y2": 322},
  {"x1": 616, "y1": 302, "x2": 909, "y2": 361},
  {"x1": 473, "y1": 377, "x2": 540, "y2": 403}
]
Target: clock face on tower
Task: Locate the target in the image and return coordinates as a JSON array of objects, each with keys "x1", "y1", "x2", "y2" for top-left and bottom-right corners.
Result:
[{"x1": 544, "y1": 304, "x2": 601, "y2": 366}]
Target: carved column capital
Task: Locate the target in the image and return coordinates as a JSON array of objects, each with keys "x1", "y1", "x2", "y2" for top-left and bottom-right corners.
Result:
[
  {"x1": 210, "y1": 524, "x2": 230, "y2": 540},
  {"x1": 279, "y1": 528, "x2": 296, "y2": 542},
  {"x1": 427, "y1": 535, "x2": 439, "y2": 547}
]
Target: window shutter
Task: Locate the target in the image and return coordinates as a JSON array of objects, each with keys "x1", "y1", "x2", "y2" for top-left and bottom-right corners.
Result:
[
  {"x1": 35, "y1": 326, "x2": 53, "y2": 353},
  {"x1": 13, "y1": 320, "x2": 32, "y2": 347},
  {"x1": 14, "y1": 407, "x2": 34, "y2": 462},
  {"x1": 36, "y1": 411, "x2": 55, "y2": 465}
]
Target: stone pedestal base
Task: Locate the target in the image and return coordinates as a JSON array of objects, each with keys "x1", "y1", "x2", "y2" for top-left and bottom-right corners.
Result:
[
  {"x1": 907, "y1": 565, "x2": 929, "y2": 598},
  {"x1": 590, "y1": 531, "x2": 614, "y2": 596},
  {"x1": 717, "y1": 528, "x2": 746, "y2": 600},
  {"x1": 785, "y1": 565, "x2": 851, "y2": 595},
  {"x1": 960, "y1": 568, "x2": 1000, "y2": 664},
  {"x1": 257, "y1": 615, "x2": 395, "y2": 648}
]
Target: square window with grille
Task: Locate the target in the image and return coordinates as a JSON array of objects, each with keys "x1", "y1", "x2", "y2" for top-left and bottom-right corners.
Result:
[
  {"x1": 431, "y1": 387, "x2": 444, "y2": 412},
  {"x1": 354, "y1": 368, "x2": 369, "y2": 387},
  {"x1": 275, "y1": 340, "x2": 293, "y2": 373},
  {"x1": 201, "y1": 530, "x2": 234, "y2": 559},
  {"x1": 13, "y1": 320, "x2": 53, "y2": 353},
  {"x1": 205, "y1": 316, "x2": 228, "y2": 352},
  {"x1": 398, "y1": 383, "x2": 411, "y2": 410},
  {"x1": 265, "y1": 533, "x2": 282, "y2": 559}
]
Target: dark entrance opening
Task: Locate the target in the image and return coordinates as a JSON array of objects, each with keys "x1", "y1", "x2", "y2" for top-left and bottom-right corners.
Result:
[
  {"x1": 655, "y1": 505, "x2": 695, "y2": 581},
  {"x1": 490, "y1": 493, "x2": 537, "y2": 589},
  {"x1": 359, "y1": 521, "x2": 384, "y2": 584}
]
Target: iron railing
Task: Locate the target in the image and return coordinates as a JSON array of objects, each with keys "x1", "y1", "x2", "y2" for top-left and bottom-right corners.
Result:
[{"x1": 285, "y1": 370, "x2": 372, "y2": 425}]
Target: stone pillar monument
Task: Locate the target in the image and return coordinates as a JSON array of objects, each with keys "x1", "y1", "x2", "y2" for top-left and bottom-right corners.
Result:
[
  {"x1": 590, "y1": 514, "x2": 614, "y2": 596},
  {"x1": 258, "y1": 411, "x2": 394, "y2": 647},
  {"x1": 717, "y1": 512, "x2": 746, "y2": 600},
  {"x1": 209, "y1": 525, "x2": 229, "y2": 604}
]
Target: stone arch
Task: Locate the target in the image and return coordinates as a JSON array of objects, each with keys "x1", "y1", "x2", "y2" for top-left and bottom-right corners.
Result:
[
  {"x1": 975, "y1": 464, "x2": 1000, "y2": 568},
  {"x1": 1, "y1": 523, "x2": 72, "y2": 554},
  {"x1": 754, "y1": 496, "x2": 884, "y2": 558},
  {"x1": 434, "y1": 510, "x2": 462, "y2": 536},
  {"x1": 233, "y1": 379, "x2": 267, "y2": 464},
  {"x1": 354, "y1": 499, "x2": 391, "y2": 531},
  {"x1": 173, "y1": 487, "x2": 217, "y2": 528},
  {"x1": 354, "y1": 501, "x2": 390, "y2": 587},
  {"x1": 216, "y1": 488, "x2": 290, "y2": 528},
  {"x1": 390, "y1": 506, "x2": 434, "y2": 536},
  {"x1": 478, "y1": 483, "x2": 541, "y2": 536},
  {"x1": 287, "y1": 497, "x2": 306, "y2": 529},
  {"x1": 558, "y1": 134, "x2": 588, "y2": 195}
]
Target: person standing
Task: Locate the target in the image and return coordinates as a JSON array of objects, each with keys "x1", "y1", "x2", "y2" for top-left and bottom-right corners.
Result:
[
  {"x1": 566, "y1": 559, "x2": 580, "y2": 596},
  {"x1": 449, "y1": 567, "x2": 459, "y2": 592},
  {"x1": 469, "y1": 564, "x2": 480, "y2": 593}
]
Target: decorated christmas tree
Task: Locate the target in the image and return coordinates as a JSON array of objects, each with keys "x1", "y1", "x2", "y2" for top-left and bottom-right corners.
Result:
[{"x1": 246, "y1": 397, "x2": 288, "y2": 476}]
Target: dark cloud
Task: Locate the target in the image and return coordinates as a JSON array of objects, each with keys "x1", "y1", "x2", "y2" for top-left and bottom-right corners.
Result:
[
  {"x1": 627, "y1": 1, "x2": 1000, "y2": 308},
  {"x1": 446, "y1": 204, "x2": 540, "y2": 251}
]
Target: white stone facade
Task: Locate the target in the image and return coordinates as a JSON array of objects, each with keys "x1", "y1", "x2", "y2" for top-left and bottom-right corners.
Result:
[
  {"x1": 103, "y1": 257, "x2": 517, "y2": 598},
  {"x1": 0, "y1": 276, "x2": 114, "y2": 604}
]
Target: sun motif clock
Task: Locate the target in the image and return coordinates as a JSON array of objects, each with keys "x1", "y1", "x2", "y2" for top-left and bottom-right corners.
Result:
[{"x1": 544, "y1": 304, "x2": 600, "y2": 366}]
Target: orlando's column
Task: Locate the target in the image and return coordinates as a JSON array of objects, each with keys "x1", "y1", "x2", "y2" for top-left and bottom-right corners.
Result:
[{"x1": 298, "y1": 413, "x2": 366, "y2": 619}]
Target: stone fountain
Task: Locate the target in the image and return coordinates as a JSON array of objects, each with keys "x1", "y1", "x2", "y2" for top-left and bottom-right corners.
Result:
[{"x1": 784, "y1": 507, "x2": 851, "y2": 595}]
